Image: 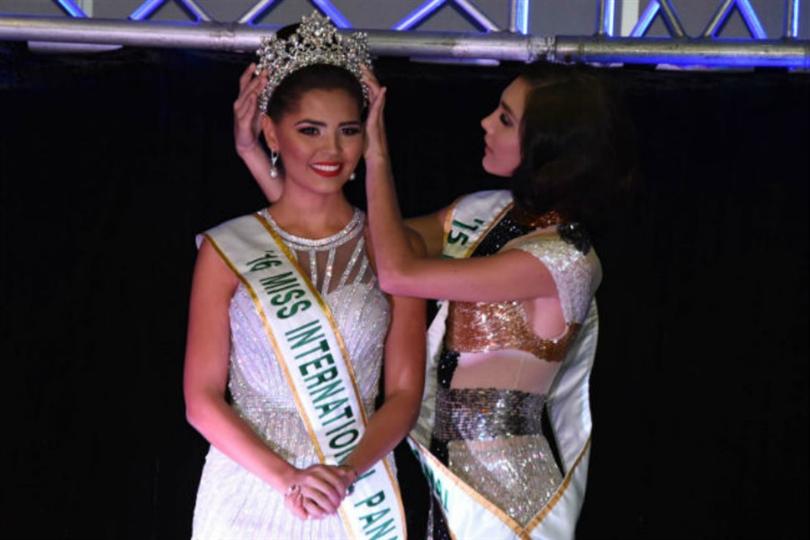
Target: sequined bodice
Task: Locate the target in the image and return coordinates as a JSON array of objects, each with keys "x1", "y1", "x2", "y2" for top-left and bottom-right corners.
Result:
[
  {"x1": 446, "y1": 300, "x2": 577, "y2": 362},
  {"x1": 226, "y1": 208, "x2": 389, "y2": 458}
]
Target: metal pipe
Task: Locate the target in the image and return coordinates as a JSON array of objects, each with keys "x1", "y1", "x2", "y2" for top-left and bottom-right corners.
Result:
[
  {"x1": 785, "y1": 0, "x2": 800, "y2": 38},
  {"x1": 179, "y1": 0, "x2": 214, "y2": 23},
  {"x1": 0, "y1": 16, "x2": 808, "y2": 68},
  {"x1": 393, "y1": 0, "x2": 445, "y2": 31},
  {"x1": 453, "y1": 0, "x2": 500, "y2": 31},
  {"x1": 552, "y1": 36, "x2": 810, "y2": 68},
  {"x1": 658, "y1": 0, "x2": 687, "y2": 38},
  {"x1": 56, "y1": 0, "x2": 87, "y2": 18},
  {"x1": 596, "y1": 0, "x2": 615, "y2": 37},
  {"x1": 238, "y1": 0, "x2": 274, "y2": 25},
  {"x1": 509, "y1": 0, "x2": 529, "y2": 34},
  {"x1": 703, "y1": 0, "x2": 735, "y2": 38},
  {"x1": 735, "y1": 0, "x2": 767, "y2": 39},
  {"x1": 310, "y1": 0, "x2": 351, "y2": 29},
  {"x1": 630, "y1": 0, "x2": 685, "y2": 39}
]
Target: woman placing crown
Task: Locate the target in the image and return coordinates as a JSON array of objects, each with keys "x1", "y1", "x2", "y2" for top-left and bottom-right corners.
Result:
[
  {"x1": 240, "y1": 47, "x2": 636, "y2": 537},
  {"x1": 184, "y1": 13, "x2": 424, "y2": 539}
]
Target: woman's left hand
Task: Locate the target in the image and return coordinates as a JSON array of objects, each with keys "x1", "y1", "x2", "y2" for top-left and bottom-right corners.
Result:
[{"x1": 361, "y1": 67, "x2": 389, "y2": 166}]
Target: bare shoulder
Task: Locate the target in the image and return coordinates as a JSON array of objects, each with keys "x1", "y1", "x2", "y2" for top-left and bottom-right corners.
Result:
[{"x1": 193, "y1": 238, "x2": 240, "y2": 294}]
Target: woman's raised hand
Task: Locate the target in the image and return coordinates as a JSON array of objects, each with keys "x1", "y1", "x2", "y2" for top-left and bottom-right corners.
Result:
[
  {"x1": 234, "y1": 63, "x2": 267, "y2": 156},
  {"x1": 361, "y1": 67, "x2": 389, "y2": 166},
  {"x1": 283, "y1": 464, "x2": 355, "y2": 520}
]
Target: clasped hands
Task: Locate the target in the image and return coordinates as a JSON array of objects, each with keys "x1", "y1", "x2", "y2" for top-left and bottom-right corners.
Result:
[{"x1": 283, "y1": 463, "x2": 358, "y2": 521}]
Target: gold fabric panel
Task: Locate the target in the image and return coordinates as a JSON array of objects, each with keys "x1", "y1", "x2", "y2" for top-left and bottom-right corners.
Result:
[{"x1": 446, "y1": 300, "x2": 580, "y2": 362}]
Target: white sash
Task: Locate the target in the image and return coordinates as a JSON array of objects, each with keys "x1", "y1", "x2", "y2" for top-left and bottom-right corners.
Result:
[
  {"x1": 205, "y1": 212, "x2": 407, "y2": 540},
  {"x1": 408, "y1": 190, "x2": 596, "y2": 540}
]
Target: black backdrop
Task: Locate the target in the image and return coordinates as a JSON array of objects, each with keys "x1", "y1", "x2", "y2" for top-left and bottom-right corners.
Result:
[{"x1": 1, "y1": 44, "x2": 807, "y2": 540}]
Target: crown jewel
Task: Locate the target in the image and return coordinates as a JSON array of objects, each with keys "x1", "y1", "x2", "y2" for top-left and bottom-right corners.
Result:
[{"x1": 254, "y1": 11, "x2": 372, "y2": 113}]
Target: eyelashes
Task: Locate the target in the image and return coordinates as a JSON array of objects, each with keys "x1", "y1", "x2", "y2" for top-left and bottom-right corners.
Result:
[
  {"x1": 499, "y1": 112, "x2": 513, "y2": 127},
  {"x1": 296, "y1": 126, "x2": 362, "y2": 136}
]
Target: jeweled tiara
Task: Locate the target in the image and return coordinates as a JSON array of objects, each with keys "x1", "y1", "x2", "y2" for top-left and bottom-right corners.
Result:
[{"x1": 254, "y1": 11, "x2": 372, "y2": 113}]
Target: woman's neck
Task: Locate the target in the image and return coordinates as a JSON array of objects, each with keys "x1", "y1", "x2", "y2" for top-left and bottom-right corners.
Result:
[{"x1": 269, "y1": 184, "x2": 354, "y2": 239}]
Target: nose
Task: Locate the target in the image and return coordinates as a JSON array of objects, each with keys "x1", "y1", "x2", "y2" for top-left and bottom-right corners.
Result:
[
  {"x1": 325, "y1": 131, "x2": 342, "y2": 155},
  {"x1": 481, "y1": 110, "x2": 495, "y2": 133}
]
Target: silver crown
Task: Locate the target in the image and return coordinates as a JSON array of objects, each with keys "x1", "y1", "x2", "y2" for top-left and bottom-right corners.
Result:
[{"x1": 254, "y1": 11, "x2": 372, "y2": 113}]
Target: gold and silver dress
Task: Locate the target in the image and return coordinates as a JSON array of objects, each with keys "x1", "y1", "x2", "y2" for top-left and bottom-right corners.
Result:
[
  {"x1": 192, "y1": 208, "x2": 392, "y2": 540},
  {"x1": 427, "y1": 203, "x2": 601, "y2": 538}
]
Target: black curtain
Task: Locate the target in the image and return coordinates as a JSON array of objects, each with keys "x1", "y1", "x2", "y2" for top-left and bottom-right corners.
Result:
[{"x1": 1, "y1": 45, "x2": 807, "y2": 539}]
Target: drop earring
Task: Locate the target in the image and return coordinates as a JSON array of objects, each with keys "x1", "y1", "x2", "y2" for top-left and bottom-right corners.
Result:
[
  {"x1": 270, "y1": 150, "x2": 280, "y2": 178},
  {"x1": 349, "y1": 172, "x2": 356, "y2": 181}
]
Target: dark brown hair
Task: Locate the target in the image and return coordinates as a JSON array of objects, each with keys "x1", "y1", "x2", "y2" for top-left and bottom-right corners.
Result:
[{"x1": 510, "y1": 62, "x2": 637, "y2": 229}]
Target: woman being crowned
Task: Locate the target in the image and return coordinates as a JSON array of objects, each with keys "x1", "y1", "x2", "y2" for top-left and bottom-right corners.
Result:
[{"x1": 184, "y1": 12, "x2": 425, "y2": 539}]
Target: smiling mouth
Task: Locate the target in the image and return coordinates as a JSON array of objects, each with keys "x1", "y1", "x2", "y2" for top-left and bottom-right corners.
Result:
[{"x1": 311, "y1": 162, "x2": 343, "y2": 178}]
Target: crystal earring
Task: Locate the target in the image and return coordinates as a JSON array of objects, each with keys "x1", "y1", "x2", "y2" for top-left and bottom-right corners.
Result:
[
  {"x1": 349, "y1": 172, "x2": 356, "y2": 181},
  {"x1": 270, "y1": 150, "x2": 280, "y2": 178}
]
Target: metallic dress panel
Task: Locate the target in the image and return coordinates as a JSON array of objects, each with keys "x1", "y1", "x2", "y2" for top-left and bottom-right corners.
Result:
[
  {"x1": 431, "y1": 225, "x2": 601, "y2": 534},
  {"x1": 192, "y1": 209, "x2": 392, "y2": 540}
]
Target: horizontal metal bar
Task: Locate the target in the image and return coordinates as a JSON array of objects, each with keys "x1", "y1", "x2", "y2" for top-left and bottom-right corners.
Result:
[
  {"x1": 0, "y1": 15, "x2": 808, "y2": 68},
  {"x1": 552, "y1": 36, "x2": 810, "y2": 68}
]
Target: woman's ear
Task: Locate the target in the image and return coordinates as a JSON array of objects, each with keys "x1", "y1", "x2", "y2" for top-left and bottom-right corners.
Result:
[{"x1": 261, "y1": 115, "x2": 279, "y2": 151}]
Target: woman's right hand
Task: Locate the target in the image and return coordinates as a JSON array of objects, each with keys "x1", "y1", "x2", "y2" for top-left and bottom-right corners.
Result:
[
  {"x1": 283, "y1": 464, "x2": 353, "y2": 520},
  {"x1": 360, "y1": 67, "x2": 389, "y2": 167},
  {"x1": 233, "y1": 63, "x2": 267, "y2": 157}
]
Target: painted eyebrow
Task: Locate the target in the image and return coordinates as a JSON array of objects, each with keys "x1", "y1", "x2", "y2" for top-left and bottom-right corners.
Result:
[{"x1": 294, "y1": 119, "x2": 361, "y2": 127}]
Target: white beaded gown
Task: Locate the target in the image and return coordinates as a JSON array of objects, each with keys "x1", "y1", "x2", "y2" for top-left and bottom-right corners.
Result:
[{"x1": 192, "y1": 208, "x2": 392, "y2": 540}]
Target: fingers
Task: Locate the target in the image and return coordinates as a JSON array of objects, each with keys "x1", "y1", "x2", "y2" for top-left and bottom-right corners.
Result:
[
  {"x1": 235, "y1": 65, "x2": 267, "y2": 109},
  {"x1": 283, "y1": 490, "x2": 310, "y2": 520},
  {"x1": 302, "y1": 496, "x2": 330, "y2": 519},
  {"x1": 291, "y1": 464, "x2": 347, "y2": 516},
  {"x1": 366, "y1": 86, "x2": 387, "y2": 131}
]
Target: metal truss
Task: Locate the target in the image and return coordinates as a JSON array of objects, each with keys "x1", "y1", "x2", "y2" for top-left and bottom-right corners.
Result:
[{"x1": 0, "y1": 0, "x2": 807, "y2": 68}]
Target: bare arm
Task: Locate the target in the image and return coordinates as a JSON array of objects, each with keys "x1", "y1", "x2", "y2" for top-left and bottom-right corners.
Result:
[
  {"x1": 361, "y1": 72, "x2": 559, "y2": 303},
  {"x1": 184, "y1": 240, "x2": 348, "y2": 518},
  {"x1": 341, "y1": 233, "x2": 427, "y2": 476},
  {"x1": 233, "y1": 63, "x2": 283, "y2": 203}
]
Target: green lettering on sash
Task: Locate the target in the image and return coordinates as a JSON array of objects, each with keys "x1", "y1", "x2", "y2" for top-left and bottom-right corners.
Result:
[
  {"x1": 278, "y1": 300, "x2": 310, "y2": 318},
  {"x1": 270, "y1": 288, "x2": 305, "y2": 306},
  {"x1": 312, "y1": 381, "x2": 346, "y2": 405},
  {"x1": 334, "y1": 443, "x2": 357, "y2": 462},
  {"x1": 452, "y1": 218, "x2": 483, "y2": 232},
  {"x1": 355, "y1": 490, "x2": 385, "y2": 509},
  {"x1": 259, "y1": 271, "x2": 298, "y2": 294},
  {"x1": 365, "y1": 518, "x2": 396, "y2": 540},
  {"x1": 299, "y1": 353, "x2": 335, "y2": 377},
  {"x1": 246, "y1": 251, "x2": 282, "y2": 272},
  {"x1": 329, "y1": 429, "x2": 359, "y2": 449},
  {"x1": 359, "y1": 508, "x2": 392, "y2": 534},
  {"x1": 315, "y1": 397, "x2": 348, "y2": 419},
  {"x1": 446, "y1": 229, "x2": 469, "y2": 246},
  {"x1": 322, "y1": 405, "x2": 353, "y2": 425},
  {"x1": 285, "y1": 319, "x2": 325, "y2": 350},
  {"x1": 326, "y1": 418, "x2": 355, "y2": 436},
  {"x1": 294, "y1": 339, "x2": 329, "y2": 360},
  {"x1": 305, "y1": 366, "x2": 338, "y2": 388}
]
